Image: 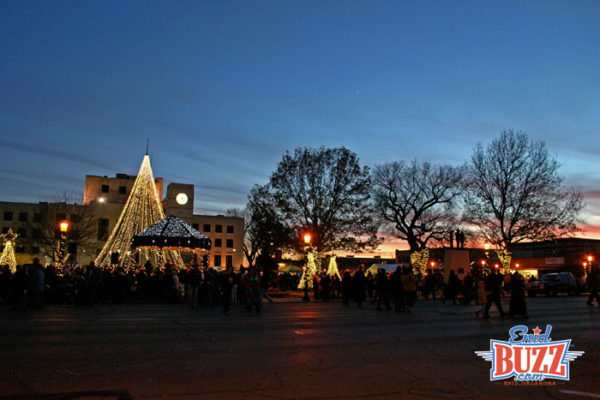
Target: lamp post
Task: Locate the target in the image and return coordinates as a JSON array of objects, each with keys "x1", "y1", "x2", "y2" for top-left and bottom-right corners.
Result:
[
  {"x1": 59, "y1": 220, "x2": 69, "y2": 269},
  {"x1": 302, "y1": 233, "x2": 312, "y2": 301}
]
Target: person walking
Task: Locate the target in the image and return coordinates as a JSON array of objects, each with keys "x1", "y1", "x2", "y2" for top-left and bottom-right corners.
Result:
[
  {"x1": 484, "y1": 270, "x2": 506, "y2": 318},
  {"x1": 243, "y1": 265, "x2": 261, "y2": 314}
]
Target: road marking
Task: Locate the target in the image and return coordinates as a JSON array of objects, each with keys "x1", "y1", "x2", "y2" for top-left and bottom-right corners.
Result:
[{"x1": 560, "y1": 390, "x2": 600, "y2": 398}]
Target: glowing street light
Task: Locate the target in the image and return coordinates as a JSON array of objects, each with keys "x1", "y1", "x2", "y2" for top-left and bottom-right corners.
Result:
[
  {"x1": 59, "y1": 221, "x2": 69, "y2": 233},
  {"x1": 303, "y1": 233, "x2": 312, "y2": 245},
  {"x1": 484, "y1": 242, "x2": 491, "y2": 251}
]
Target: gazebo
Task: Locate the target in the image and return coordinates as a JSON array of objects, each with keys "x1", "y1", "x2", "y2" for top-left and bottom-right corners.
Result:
[{"x1": 131, "y1": 216, "x2": 211, "y2": 265}]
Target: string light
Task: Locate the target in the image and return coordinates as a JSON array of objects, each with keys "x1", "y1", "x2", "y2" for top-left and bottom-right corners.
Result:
[
  {"x1": 95, "y1": 155, "x2": 184, "y2": 270},
  {"x1": 298, "y1": 251, "x2": 317, "y2": 290},
  {"x1": 0, "y1": 229, "x2": 18, "y2": 273},
  {"x1": 325, "y1": 255, "x2": 341, "y2": 280},
  {"x1": 496, "y1": 249, "x2": 512, "y2": 272},
  {"x1": 410, "y1": 248, "x2": 429, "y2": 276}
]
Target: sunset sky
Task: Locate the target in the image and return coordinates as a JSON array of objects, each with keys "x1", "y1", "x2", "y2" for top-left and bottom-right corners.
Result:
[{"x1": 1, "y1": 1, "x2": 599, "y2": 254}]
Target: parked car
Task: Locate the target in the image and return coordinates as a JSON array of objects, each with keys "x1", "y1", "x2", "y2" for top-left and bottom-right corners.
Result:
[{"x1": 527, "y1": 272, "x2": 578, "y2": 297}]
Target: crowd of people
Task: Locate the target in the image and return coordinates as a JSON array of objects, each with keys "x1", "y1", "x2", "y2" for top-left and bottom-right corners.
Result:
[
  {"x1": 1, "y1": 258, "x2": 598, "y2": 319},
  {"x1": 0, "y1": 258, "x2": 283, "y2": 314}
]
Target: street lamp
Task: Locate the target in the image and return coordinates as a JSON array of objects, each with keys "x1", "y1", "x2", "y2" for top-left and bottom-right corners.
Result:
[
  {"x1": 302, "y1": 233, "x2": 312, "y2": 301},
  {"x1": 58, "y1": 220, "x2": 69, "y2": 269},
  {"x1": 304, "y1": 233, "x2": 312, "y2": 245}
]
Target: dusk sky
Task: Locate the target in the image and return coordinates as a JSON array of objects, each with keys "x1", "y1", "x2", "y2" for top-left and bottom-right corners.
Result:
[{"x1": 2, "y1": 1, "x2": 599, "y2": 244}]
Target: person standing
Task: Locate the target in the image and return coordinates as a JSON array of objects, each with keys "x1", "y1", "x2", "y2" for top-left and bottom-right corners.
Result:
[
  {"x1": 475, "y1": 277, "x2": 487, "y2": 319},
  {"x1": 401, "y1": 267, "x2": 417, "y2": 313},
  {"x1": 508, "y1": 271, "x2": 528, "y2": 318},
  {"x1": 587, "y1": 267, "x2": 600, "y2": 307},
  {"x1": 353, "y1": 265, "x2": 366, "y2": 308},
  {"x1": 341, "y1": 270, "x2": 352, "y2": 306},
  {"x1": 29, "y1": 258, "x2": 45, "y2": 309},
  {"x1": 220, "y1": 267, "x2": 234, "y2": 314},
  {"x1": 374, "y1": 269, "x2": 390, "y2": 311}
]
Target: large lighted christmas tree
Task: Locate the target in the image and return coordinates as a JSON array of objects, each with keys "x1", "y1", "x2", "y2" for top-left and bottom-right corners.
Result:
[
  {"x1": 298, "y1": 251, "x2": 317, "y2": 290},
  {"x1": 325, "y1": 255, "x2": 341, "y2": 280},
  {"x1": 0, "y1": 229, "x2": 18, "y2": 274},
  {"x1": 95, "y1": 154, "x2": 184, "y2": 270}
]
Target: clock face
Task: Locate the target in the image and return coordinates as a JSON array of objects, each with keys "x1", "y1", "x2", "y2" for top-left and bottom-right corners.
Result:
[{"x1": 176, "y1": 193, "x2": 188, "y2": 205}]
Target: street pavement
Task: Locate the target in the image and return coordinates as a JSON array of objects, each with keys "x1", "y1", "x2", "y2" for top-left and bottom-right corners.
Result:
[{"x1": 1, "y1": 295, "x2": 598, "y2": 400}]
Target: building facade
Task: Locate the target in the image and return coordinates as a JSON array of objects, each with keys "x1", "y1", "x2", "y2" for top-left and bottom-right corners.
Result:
[{"x1": 1, "y1": 174, "x2": 245, "y2": 269}]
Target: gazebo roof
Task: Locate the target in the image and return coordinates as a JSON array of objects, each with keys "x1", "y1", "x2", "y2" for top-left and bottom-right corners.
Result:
[{"x1": 131, "y1": 215, "x2": 211, "y2": 251}]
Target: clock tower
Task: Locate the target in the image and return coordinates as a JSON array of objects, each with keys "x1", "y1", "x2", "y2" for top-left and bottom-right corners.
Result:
[{"x1": 165, "y1": 183, "x2": 194, "y2": 223}]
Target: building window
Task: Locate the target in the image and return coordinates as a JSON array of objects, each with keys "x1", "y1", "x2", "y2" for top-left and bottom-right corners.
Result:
[
  {"x1": 101, "y1": 184, "x2": 109, "y2": 193},
  {"x1": 192, "y1": 223, "x2": 199, "y2": 230},
  {"x1": 226, "y1": 255, "x2": 233, "y2": 267},
  {"x1": 18, "y1": 212, "x2": 28, "y2": 222},
  {"x1": 70, "y1": 214, "x2": 81, "y2": 223},
  {"x1": 33, "y1": 213, "x2": 42, "y2": 223},
  {"x1": 215, "y1": 238, "x2": 222, "y2": 247},
  {"x1": 226, "y1": 239, "x2": 233, "y2": 248},
  {"x1": 3, "y1": 211, "x2": 13, "y2": 221},
  {"x1": 226, "y1": 225, "x2": 234, "y2": 234},
  {"x1": 119, "y1": 186, "x2": 127, "y2": 195},
  {"x1": 15, "y1": 245, "x2": 25, "y2": 253},
  {"x1": 31, "y1": 246, "x2": 40, "y2": 254},
  {"x1": 215, "y1": 225, "x2": 223, "y2": 233},
  {"x1": 203, "y1": 224, "x2": 211, "y2": 233},
  {"x1": 98, "y1": 218, "x2": 109, "y2": 241},
  {"x1": 17, "y1": 228, "x2": 26, "y2": 238},
  {"x1": 214, "y1": 255, "x2": 221, "y2": 266},
  {"x1": 56, "y1": 213, "x2": 66, "y2": 221},
  {"x1": 33, "y1": 229, "x2": 41, "y2": 239}
]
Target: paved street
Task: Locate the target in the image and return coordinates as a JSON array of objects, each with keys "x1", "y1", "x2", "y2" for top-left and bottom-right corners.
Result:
[{"x1": 1, "y1": 296, "x2": 598, "y2": 400}]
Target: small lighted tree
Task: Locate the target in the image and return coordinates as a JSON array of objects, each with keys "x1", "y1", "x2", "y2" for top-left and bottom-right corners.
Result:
[
  {"x1": 325, "y1": 255, "x2": 341, "y2": 280},
  {"x1": 298, "y1": 251, "x2": 317, "y2": 290},
  {"x1": 0, "y1": 229, "x2": 18, "y2": 274},
  {"x1": 410, "y1": 248, "x2": 429, "y2": 276}
]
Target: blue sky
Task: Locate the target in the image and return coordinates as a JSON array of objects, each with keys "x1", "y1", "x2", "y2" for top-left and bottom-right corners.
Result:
[{"x1": 1, "y1": 1, "x2": 599, "y2": 236}]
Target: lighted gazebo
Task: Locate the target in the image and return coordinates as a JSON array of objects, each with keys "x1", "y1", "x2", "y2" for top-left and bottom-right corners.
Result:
[{"x1": 131, "y1": 215, "x2": 211, "y2": 265}]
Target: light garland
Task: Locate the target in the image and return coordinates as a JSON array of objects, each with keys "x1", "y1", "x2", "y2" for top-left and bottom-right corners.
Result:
[
  {"x1": 325, "y1": 255, "x2": 341, "y2": 280},
  {"x1": 95, "y1": 155, "x2": 184, "y2": 270},
  {"x1": 298, "y1": 251, "x2": 317, "y2": 290},
  {"x1": 0, "y1": 229, "x2": 18, "y2": 274},
  {"x1": 410, "y1": 248, "x2": 429, "y2": 276},
  {"x1": 496, "y1": 249, "x2": 512, "y2": 271}
]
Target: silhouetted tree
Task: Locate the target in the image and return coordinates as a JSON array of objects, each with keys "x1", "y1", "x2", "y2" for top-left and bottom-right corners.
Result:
[
  {"x1": 464, "y1": 130, "x2": 583, "y2": 251},
  {"x1": 24, "y1": 193, "x2": 97, "y2": 264},
  {"x1": 227, "y1": 187, "x2": 292, "y2": 267},
  {"x1": 372, "y1": 160, "x2": 466, "y2": 251},
  {"x1": 260, "y1": 147, "x2": 380, "y2": 253}
]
